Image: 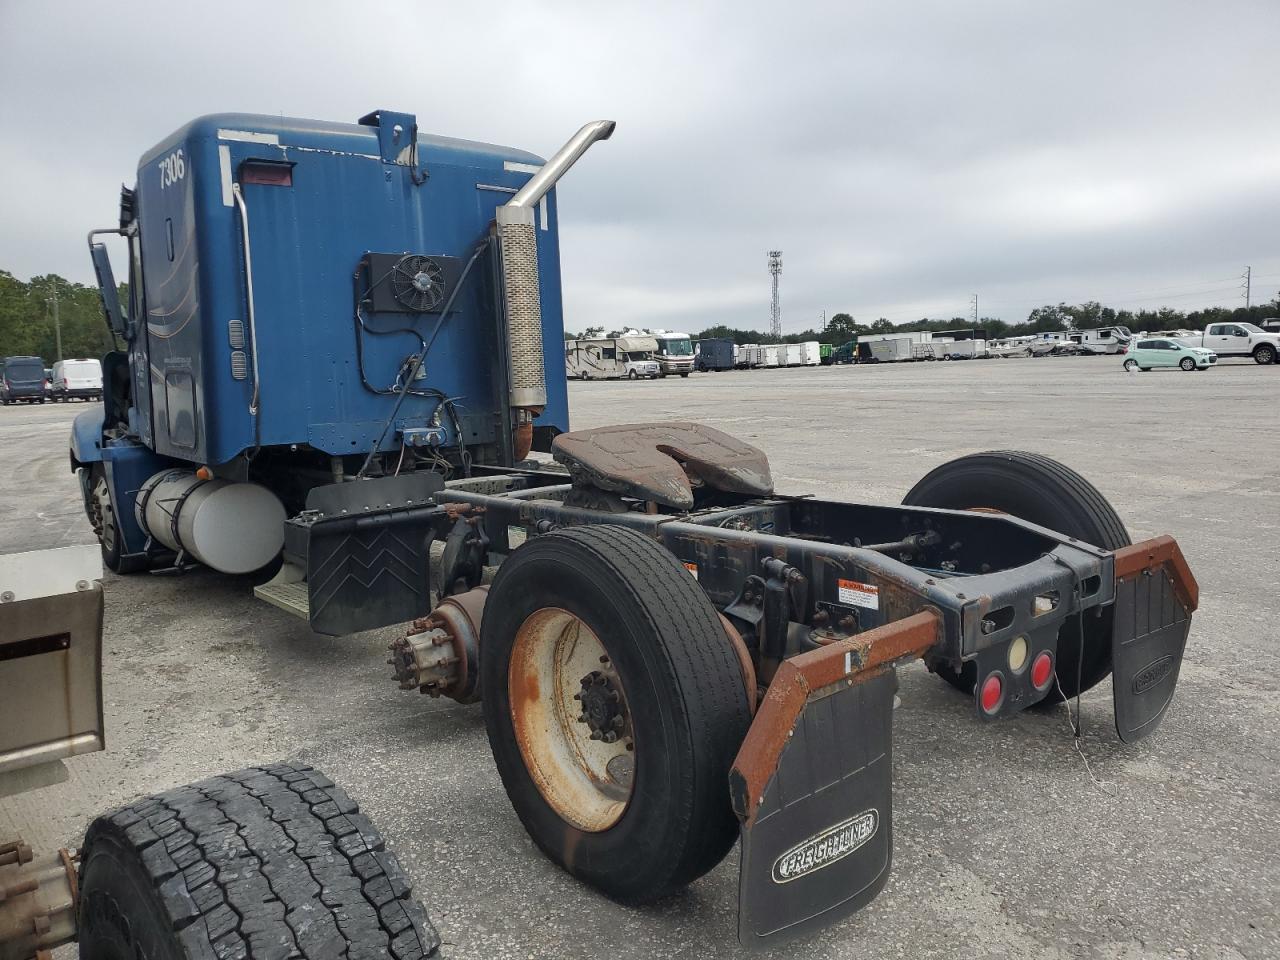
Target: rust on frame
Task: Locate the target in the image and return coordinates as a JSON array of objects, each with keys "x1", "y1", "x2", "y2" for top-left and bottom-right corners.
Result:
[
  {"x1": 729, "y1": 610, "x2": 942, "y2": 827},
  {"x1": 1114, "y1": 535, "x2": 1199, "y2": 612}
]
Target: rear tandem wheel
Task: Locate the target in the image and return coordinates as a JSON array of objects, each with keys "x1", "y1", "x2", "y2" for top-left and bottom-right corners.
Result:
[
  {"x1": 480, "y1": 524, "x2": 752, "y2": 902},
  {"x1": 902, "y1": 450, "x2": 1131, "y2": 701}
]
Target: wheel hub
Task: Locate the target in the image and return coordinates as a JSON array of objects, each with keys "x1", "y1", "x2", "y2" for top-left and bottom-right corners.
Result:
[{"x1": 575, "y1": 668, "x2": 627, "y2": 743}]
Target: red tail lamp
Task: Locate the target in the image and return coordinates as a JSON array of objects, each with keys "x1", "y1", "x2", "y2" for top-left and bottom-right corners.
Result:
[
  {"x1": 1030, "y1": 651, "x2": 1053, "y2": 691},
  {"x1": 980, "y1": 673, "x2": 1004, "y2": 713}
]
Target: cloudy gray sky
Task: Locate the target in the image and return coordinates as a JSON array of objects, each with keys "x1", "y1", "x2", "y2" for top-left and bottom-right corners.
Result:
[{"x1": 2, "y1": 0, "x2": 1277, "y2": 332}]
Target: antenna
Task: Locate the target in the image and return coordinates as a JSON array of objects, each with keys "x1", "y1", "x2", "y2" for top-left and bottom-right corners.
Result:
[
  {"x1": 970, "y1": 294, "x2": 978, "y2": 325},
  {"x1": 768, "y1": 251, "x2": 782, "y2": 338}
]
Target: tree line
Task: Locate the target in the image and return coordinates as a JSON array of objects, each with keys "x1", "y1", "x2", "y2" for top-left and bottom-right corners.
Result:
[{"x1": 0, "y1": 271, "x2": 118, "y2": 362}]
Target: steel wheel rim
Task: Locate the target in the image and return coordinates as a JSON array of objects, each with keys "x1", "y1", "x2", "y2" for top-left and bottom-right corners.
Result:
[
  {"x1": 509, "y1": 607, "x2": 635, "y2": 832},
  {"x1": 93, "y1": 476, "x2": 115, "y2": 553}
]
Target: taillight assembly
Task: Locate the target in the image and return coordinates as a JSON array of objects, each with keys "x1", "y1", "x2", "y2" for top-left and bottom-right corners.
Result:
[
  {"x1": 1030, "y1": 651, "x2": 1053, "y2": 691},
  {"x1": 980, "y1": 672, "x2": 1004, "y2": 714}
]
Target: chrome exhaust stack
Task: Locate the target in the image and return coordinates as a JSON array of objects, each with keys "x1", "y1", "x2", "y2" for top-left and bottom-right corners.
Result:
[{"x1": 496, "y1": 121, "x2": 615, "y2": 445}]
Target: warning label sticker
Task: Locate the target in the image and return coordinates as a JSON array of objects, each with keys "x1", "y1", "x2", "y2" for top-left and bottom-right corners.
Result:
[
  {"x1": 684, "y1": 562, "x2": 699, "y2": 580},
  {"x1": 837, "y1": 578, "x2": 879, "y2": 610}
]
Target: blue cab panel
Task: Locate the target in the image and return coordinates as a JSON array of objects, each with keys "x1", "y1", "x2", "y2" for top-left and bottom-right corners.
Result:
[{"x1": 131, "y1": 111, "x2": 570, "y2": 466}]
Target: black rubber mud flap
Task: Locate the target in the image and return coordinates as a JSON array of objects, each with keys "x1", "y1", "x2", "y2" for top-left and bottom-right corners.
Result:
[
  {"x1": 302, "y1": 474, "x2": 446, "y2": 635},
  {"x1": 733, "y1": 668, "x2": 896, "y2": 948},
  {"x1": 728, "y1": 612, "x2": 939, "y2": 948},
  {"x1": 1111, "y1": 537, "x2": 1199, "y2": 743}
]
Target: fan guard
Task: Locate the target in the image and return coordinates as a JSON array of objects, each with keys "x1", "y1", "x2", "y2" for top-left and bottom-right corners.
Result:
[{"x1": 390, "y1": 255, "x2": 447, "y2": 312}]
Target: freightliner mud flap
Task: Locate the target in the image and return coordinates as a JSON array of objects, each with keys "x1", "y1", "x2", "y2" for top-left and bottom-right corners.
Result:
[
  {"x1": 729, "y1": 612, "x2": 941, "y2": 949},
  {"x1": 1110, "y1": 536, "x2": 1199, "y2": 743}
]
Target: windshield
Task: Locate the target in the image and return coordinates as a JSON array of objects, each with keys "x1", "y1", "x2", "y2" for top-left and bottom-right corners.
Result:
[
  {"x1": 659, "y1": 337, "x2": 693, "y2": 356},
  {"x1": 4, "y1": 359, "x2": 44, "y2": 381},
  {"x1": 1239, "y1": 322, "x2": 1264, "y2": 334}
]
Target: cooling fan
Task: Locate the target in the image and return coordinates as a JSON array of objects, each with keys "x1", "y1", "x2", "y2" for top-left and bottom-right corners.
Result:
[
  {"x1": 359, "y1": 251, "x2": 463, "y2": 315},
  {"x1": 390, "y1": 255, "x2": 447, "y2": 312}
]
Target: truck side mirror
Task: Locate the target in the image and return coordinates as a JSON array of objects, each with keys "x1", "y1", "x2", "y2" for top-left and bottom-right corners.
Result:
[{"x1": 90, "y1": 242, "x2": 127, "y2": 338}]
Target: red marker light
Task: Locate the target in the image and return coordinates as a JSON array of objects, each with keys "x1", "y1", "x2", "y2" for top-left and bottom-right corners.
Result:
[
  {"x1": 1031, "y1": 652, "x2": 1053, "y2": 691},
  {"x1": 980, "y1": 673, "x2": 1003, "y2": 713}
]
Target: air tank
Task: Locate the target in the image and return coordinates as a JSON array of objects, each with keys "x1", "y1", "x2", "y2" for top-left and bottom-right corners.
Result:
[{"x1": 135, "y1": 470, "x2": 286, "y2": 574}]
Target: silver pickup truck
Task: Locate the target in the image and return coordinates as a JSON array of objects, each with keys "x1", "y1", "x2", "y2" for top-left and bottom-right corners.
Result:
[{"x1": 1175, "y1": 322, "x2": 1279, "y2": 365}]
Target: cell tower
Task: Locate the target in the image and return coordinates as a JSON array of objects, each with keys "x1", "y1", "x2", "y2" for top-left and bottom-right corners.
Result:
[{"x1": 768, "y1": 250, "x2": 782, "y2": 338}]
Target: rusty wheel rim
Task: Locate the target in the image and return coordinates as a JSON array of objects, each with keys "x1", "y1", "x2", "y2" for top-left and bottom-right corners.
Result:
[{"x1": 508, "y1": 607, "x2": 635, "y2": 832}]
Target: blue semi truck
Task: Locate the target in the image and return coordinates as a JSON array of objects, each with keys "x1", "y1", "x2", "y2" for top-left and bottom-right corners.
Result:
[{"x1": 68, "y1": 109, "x2": 1200, "y2": 951}]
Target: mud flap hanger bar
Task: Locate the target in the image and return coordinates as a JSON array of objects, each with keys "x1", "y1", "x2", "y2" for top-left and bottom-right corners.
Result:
[{"x1": 728, "y1": 611, "x2": 941, "y2": 949}]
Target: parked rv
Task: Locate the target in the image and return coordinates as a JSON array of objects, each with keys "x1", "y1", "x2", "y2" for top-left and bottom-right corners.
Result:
[
  {"x1": 0, "y1": 356, "x2": 46, "y2": 404},
  {"x1": 51, "y1": 358, "x2": 104, "y2": 401},
  {"x1": 694, "y1": 338, "x2": 736, "y2": 372},
  {"x1": 653, "y1": 331, "x2": 695, "y2": 377},
  {"x1": 566, "y1": 335, "x2": 661, "y2": 380},
  {"x1": 1173, "y1": 323, "x2": 1279, "y2": 365},
  {"x1": 1067, "y1": 326, "x2": 1132, "y2": 355}
]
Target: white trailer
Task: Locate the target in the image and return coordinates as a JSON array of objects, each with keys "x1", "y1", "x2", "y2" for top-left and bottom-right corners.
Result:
[
  {"x1": 784, "y1": 343, "x2": 804, "y2": 366},
  {"x1": 928, "y1": 339, "x2": 987, "y2": 360},
  {"x1": 794, "y1": 341, "x2": 821, "y2": 365},
  {"x1": 761, "y1": 345, "x2": 781, "y2": 367}
]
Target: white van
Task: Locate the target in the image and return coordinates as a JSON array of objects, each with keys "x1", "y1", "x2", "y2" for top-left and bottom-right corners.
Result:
[{"x1": 51, "y1": 359, "x2": 103, "y2": 401}]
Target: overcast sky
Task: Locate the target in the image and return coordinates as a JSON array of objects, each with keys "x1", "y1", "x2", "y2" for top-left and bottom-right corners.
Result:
[{"x1": 2, "y1": 1, "x2": 1277, "y2": 332}]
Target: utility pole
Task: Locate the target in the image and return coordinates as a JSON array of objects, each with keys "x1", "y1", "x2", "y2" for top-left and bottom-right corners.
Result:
[
  {"x1": 46, "y1": 282, "x2": 62, "y2": 361},
  {"x1": 768, "y1": 251, "x2": 782, "y2": 339},
  {"x1": 1242, "y1": 265, "x2": 1251, "y2": 308}
]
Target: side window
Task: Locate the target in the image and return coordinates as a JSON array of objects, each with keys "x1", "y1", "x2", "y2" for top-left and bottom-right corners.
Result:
[
  {"x1": 1229, "y1": 326, "x2": 1246, "y2": 337},
  {"x1": 1099, "y1": 330, "x2": 1111, "y2": 339},
  {"x1": 1208, "y1": 325, "x2": 1224, "y2": 335},
  {"x1": 1136, "y1": 340, "x2": 1155, "y2": 349},
  {"x1": 602, "y1": 348, "x2": 616, "y2": 360}
]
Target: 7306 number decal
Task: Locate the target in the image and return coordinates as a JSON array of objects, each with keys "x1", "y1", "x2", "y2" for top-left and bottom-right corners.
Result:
[{"x1": 158, "y1": 149, "x2": 186, "y2": 190}]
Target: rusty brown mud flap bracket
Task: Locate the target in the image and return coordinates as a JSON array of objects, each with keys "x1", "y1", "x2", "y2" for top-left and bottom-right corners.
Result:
[
  {"x1": 1110, "y1": 535, "x2": 1199, "y2": 743},
  {"x1": 728, "y1": 611, "x2": 941, "y2": 949}
]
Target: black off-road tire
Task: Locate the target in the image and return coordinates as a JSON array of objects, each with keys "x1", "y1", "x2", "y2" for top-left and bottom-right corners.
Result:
[
  {"x1": 903, "y1": 451, "x2": 1130, "y2": 701},
  {"x1": 480, "y1": 524, "x2": 751, "y2": 903},
  {"x1": 78, "y1": 763, "x2": 439, "y2": 960}
]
